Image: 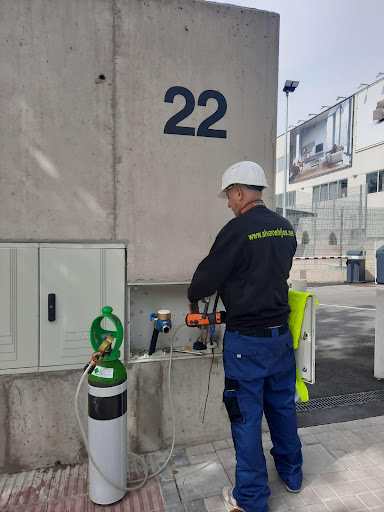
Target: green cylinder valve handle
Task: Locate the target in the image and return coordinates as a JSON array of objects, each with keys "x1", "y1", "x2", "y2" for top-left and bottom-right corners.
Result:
[{"x1": 90, "y1": 306, "x2": 123, "y2": 362}]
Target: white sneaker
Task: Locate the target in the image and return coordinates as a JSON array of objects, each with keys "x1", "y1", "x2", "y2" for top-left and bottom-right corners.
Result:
[
  {"x1": 222, "y1": 485, "x2": 245, "y2": 511},
  {"x1": 285, "y1": 484, "x2": 301, "y2": 493}
]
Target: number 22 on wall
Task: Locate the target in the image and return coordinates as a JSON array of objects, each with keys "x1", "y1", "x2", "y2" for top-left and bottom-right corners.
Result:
[{"x1": 164, "y1": 86, "x2": 227, "y2": 139}]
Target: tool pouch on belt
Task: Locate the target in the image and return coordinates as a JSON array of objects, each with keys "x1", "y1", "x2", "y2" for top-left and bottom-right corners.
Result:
[{"x1": 223, "y1": 377, "x2": 244, "y2": 423}]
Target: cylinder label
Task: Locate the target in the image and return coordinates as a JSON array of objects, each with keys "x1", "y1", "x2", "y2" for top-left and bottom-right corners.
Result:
[{"x1": 92, "y1": 366, "x2": 114, "y2": 378}]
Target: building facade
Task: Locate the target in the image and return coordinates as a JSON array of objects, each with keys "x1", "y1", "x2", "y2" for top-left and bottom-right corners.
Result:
[{"x1": 275, "y1": 77, "x2": 384, "y2": 282}]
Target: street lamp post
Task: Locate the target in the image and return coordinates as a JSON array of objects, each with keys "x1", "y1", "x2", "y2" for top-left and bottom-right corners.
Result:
[{"x1": 282, "y1": 80, "x2": 299, "y2": 218}]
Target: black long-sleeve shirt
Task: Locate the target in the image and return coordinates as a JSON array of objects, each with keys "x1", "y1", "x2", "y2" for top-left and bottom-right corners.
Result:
[{"x1": 188, "y1": 206, "x2": 297, "y2": 330}]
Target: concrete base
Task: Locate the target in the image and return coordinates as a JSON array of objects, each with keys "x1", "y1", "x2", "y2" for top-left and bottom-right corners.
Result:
[
  {"x1": 289, "y1": 268, "x2": 346, "y2": 284},
  {"x1": 289, "y1": 268, "x2": 377, "y2": 284},
  {"x1": 0, "y1": 369, "x2": 88, "y2": 474},
  {"x1": 289, "y1": 259, "x2": 375, "y2": 285},
  {"x1": 0, "y1": 356, "x2": 231, "y2": 474}
]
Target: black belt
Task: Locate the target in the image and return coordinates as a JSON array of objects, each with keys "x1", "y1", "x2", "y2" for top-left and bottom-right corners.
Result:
[{"x1": 228, "y1": 323, "x2": 289, "y2": 338}]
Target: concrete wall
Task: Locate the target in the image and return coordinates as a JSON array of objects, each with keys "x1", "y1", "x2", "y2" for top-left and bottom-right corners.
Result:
[
  {"x1": 115, "y1": 0, "x2": 279, "y2": 281},
  {"x1": 0, "y1": 0, "x2": 279, "y2": 283},
  {"x1": 368, "y1": 191, "x2": 384, "y2": 208},
  {"x1": 0, "y1": 358, "x2": 231, "y2": 474},
  {"x1": 289, "y1": 247, "x2": 376, "y2": 284},
  {"x1": 0, "y1": 369, "x2": 88, "y2": 473},
  {"x1": 0, "y1": 0, "x2": 279, "y2": 473},
  {"x1": 0, "y1": 0, "x2": 115, "y2": 240}
]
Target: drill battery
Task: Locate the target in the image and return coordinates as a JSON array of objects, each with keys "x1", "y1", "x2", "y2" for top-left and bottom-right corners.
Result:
[{"x1": 185, "y1": 311, "x2": 226, "y2": 327}]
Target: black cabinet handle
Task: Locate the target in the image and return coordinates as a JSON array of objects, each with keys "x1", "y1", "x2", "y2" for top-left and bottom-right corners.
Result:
[{"x1": 48, "y1": 294, "x2": 56, "y2": 322}]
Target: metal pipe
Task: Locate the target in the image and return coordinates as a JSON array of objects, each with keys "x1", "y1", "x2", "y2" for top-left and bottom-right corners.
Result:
[
  {"x1": 364, "y1": 182, "x2": 368, "y2": 237},
  {"x1": 283, "y1": 91, "x2": 289, "y2": 218},
  {"x1": 340, "y1": 206, "x2": 344, "y2": 268},
  {"x1": 359, "y1": 184, "x2": 363, "y2": 247},
  {"x1": 313, "y1": 200, "x2": 317, "y2": 256}
]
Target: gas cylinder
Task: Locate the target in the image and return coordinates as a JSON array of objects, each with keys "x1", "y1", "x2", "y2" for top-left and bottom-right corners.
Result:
[{"x1": 88, "y1": 306, "x2": 127, "y2": 505}]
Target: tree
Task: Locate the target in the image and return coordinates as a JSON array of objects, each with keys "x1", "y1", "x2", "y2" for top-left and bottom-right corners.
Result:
[
  {"x1": 329, "y1": 231, "x2": 337, "y2": 245},
  {"x1": 302, "y1": 231, "x2": 309, "y2": 245}
]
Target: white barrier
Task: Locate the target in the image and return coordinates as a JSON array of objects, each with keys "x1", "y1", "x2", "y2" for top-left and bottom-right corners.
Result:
[
  {"x1": 294, "y1": 256, "x2": 347, "y2": 260},
  {"x1": 374, "y1": 289, "x2": 384, "y2": 379},
  {"x1": 292, "y1": 279, "x2": 307, "y2": 292}
]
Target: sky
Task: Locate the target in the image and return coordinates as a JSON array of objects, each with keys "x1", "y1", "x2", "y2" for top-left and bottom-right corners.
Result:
[{"x1": 205, "y1": 0, "x2": 384, "y2": 135}]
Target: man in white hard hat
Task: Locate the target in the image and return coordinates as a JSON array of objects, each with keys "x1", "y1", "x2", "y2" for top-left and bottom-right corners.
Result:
[{"x1": 188, "y1": 162, "x2": 302, "y2": 512}]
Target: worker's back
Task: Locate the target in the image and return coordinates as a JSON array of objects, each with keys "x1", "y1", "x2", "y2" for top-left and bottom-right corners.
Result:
[{"x1": 217, "y1": 206, "x2": 297, "y2": 330}]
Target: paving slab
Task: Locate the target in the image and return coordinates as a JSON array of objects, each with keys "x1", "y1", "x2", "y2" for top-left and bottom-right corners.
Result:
[
  {"x1": 0, "y1": 463, "x2": 165, "y2": 511},
  {"x1": 302, "y1": 444, "x2": 345, "y2": 474},
  {"x1": 186, "y1": 444, "x2": 215, "y2": 457},
  {"x1": 203, "y1": 495, "x2": 226, "y2": 511},
  {"x1": 3, "y1": 415, "x2": 384, "y2": 511},
  {"x1": 184, "y1": 499, "x2": 207, "y2": 512},
  {"x1": 174, "y1": 461, "x2": 231, "y2": 502}
]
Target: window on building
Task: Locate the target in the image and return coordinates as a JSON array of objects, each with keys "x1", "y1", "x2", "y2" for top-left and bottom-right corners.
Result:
[
  {"x1": 339, "y1": 179, "x2": 348, "y2": 198},
  {"x1": 367, "y1": 170, "x2": 384, "y2": 193},
  {"x1": 313, "y1": 179, "x2": 348, "y2": 202},
  {"x1": 320, "y1": 184, "x2": 328, "y2": 201},
  {"x1": 275, "y1": 191, "x2": 296, "y2": 209},
  {"x1": 367, "y1": 172, "x2": 378, "y2": 194},
  {"x1": 329, "y1": 181, "x2": 338, "y2": 200},
  {"x1": 276, "y1": 155, "x2": 289, "y2": 173},
  {"x1": 313, "y1": 186, "x2": 320, "y2": 202},
  {"x1": 288, "y1": 191, "x2": 296, "y2": 207}
]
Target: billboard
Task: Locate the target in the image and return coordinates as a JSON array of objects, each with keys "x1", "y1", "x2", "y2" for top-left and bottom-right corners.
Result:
[
  {"x1": 289, "y1": 97, "x2": 353, "y2": 184},
  {"x1": 356, "y1": 79, "x2": 384, "y2": 151}
]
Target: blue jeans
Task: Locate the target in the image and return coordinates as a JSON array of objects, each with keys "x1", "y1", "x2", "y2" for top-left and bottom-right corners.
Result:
[{"x1": 223, "y1": 328, "x2": 303, "y2": 512}]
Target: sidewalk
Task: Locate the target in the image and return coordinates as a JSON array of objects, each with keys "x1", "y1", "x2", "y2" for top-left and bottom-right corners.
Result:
[{"x1": 2, "y1": 415, "x2": 384, "y2": 511}]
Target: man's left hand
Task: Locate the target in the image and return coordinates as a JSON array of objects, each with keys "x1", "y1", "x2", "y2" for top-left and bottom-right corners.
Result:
[{"x1": 188, "y1": 301, "x2": 199, "y2": 314}]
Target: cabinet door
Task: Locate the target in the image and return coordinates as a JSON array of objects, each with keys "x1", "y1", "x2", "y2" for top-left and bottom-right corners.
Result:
[
  {"x1": 0, "y1": 246, "x2": 39, "y2": 371},
  {"x1": 40, "y1": 247, "x2": 125, "y2": 368}
]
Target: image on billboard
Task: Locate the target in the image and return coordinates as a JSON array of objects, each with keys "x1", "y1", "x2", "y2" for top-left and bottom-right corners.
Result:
[
  {"x1": 356, "y1": 79, "x2": 384, "y2": 151},
  {"x1": 289, "y1": 97, "x2": 353, "y2": 184}
]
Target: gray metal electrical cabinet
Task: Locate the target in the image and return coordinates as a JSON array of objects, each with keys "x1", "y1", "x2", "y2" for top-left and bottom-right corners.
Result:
[
  {"x1": 39, "y1": 244, "x2": 125, "y2": 369},
  {"x1": 346, "y1": 250, "x2": 366, "y2": 283},
  {"x1": 0, "y1": 243, "x2": 125, "y2": 373},
  {"x1": 377, "y1": 245, "x2": 384, "y2": 284},
  {"x1": 0, "y1": 244, "x2": 39, "y2": 372}
]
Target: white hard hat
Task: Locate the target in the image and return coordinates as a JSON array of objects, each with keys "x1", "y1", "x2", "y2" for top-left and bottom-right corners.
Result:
[{"x1": 218, "y1": 161, "x2": 269, "y2": 198}]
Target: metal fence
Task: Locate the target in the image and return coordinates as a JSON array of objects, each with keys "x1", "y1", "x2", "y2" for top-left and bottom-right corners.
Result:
[{"x1": 277, "y1": 185, "x2": 384, "y2": 267}]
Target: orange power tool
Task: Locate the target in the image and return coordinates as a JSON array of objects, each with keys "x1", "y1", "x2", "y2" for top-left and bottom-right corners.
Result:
[{"x1": 185, "y1": 293, "x2": 226, "y2": 327}]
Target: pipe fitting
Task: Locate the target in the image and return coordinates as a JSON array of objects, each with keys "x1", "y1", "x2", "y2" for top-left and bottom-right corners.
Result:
[{"x1": 149, "y1": 309, "x2": 172, "y2": 355}]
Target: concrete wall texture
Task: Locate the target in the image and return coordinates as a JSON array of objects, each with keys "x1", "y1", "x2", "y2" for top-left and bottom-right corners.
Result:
[
  {"x1": 0, "y1": 0, "x2": 279, "y2": 283},
  {"x1": 0, "y1": 370, "x2": 88, "y2": 474},
  {"x1": 0, "y1": 358, "x2": 231, "y2": 474},
  {"x1": 115, "y1": 0, "x2": 279, "y2": 281},
  {"x1": 0, "y1": 0, "x2": 279, "y2": 473},
  {"x1": 0, "y1": 0, "x2": 115, "y2": 241}
]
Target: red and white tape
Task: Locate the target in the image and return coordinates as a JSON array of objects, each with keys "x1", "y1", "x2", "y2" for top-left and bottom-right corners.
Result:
[{"x1": 294, "y1": 256, "x2": 347, "y2": 260}]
